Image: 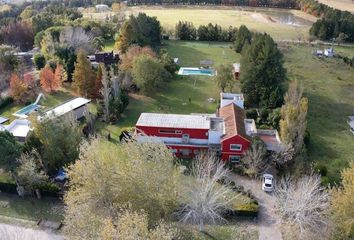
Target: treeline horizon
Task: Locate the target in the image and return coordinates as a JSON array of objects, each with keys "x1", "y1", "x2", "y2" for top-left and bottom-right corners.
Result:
[{"x1": 127, "y1": 0, "x2": 298, "y2": 9}]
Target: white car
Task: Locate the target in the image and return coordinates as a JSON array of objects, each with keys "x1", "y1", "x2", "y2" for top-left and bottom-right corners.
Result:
[{"x1": 262, "y1": 174, "x2": 274, "y2": 192}]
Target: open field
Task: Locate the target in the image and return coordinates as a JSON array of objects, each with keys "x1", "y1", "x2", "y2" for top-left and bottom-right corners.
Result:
[
  {"x1": 126, "y1": 6, "x2": 316, "y2": 41},
  {"x1": 282, "y1": 44, "x2": 354, "y2": 183},
  {"x1": 317, "y1": 0, "x2": 354, "y2": 13}
]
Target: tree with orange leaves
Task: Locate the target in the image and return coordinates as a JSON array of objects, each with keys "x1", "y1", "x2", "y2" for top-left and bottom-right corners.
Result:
[
  {"x1": 10, "y1": 73, "x2": 27, "y2": 101},
  {"x1": 40, "y1": 65, "x2": 59, "y2": 92},
  {"x1": 53, "y1": 64, "x2": 65, "y2": 89}
]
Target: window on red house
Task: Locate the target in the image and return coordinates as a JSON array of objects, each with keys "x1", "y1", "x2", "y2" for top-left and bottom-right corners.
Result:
[
  {"x1": 229, "y1": 155, "x2": 241, "y2": 163},
  {"x1": 230, "y1": 144, "x2": 242, "y2": 151},
  {"x1": 159, "y1": 129, "x2": 182, "y2": 134}
]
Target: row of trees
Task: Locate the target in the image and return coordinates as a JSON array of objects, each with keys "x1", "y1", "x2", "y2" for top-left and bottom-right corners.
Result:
[
  {"x1": 127, "y1": 0, "x2": 297, "y2": 8},
  {"x1": 298, "y1": 0, "x2": 354, "y2": 42},
  {"x1": 175, "y1": 21, "x2": 238, "y2": 42}
]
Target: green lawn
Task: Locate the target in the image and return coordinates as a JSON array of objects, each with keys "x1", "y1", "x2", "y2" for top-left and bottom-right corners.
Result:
[
  {"x1": 126, "y1": 6, "x2": 315, "y2": 41},
  {"x1": 283, "y1": 44, "x2": 354, "y2": 183},
  {"x1": 98, "y1": 41, "x2": 241, "y2": 139},
  {"x1": 0, "y1": 193, "x2": 64, "y2": 222}
]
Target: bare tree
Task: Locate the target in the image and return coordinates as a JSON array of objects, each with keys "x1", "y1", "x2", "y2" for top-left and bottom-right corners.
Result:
[
  {"x1": 100, "y1": 65, "x2": 110, "y2": 122},
  {"x1": 60, "y1": 27, "x2": 94, "y2": 53},
  {"x1": 271, "y1": 144, "x2": 295, "y2": 167},
  {"x1": 275, "y1": 174, "x2": 330, "y2": 239},
  {"x1": 177, "y1": 154, "x2": 237, "y2": 232},
  {"x1": 242, "y1": 140, "x2": 269, "y2": 178}
]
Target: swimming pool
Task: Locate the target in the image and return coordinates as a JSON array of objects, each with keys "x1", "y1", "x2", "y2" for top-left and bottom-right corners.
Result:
[
  {"x1": 13, "y1": 104, "x2": 40, "y2": 118},
  {"x1": 178, "y1": 67, "x2": 215, "y2": 76}
]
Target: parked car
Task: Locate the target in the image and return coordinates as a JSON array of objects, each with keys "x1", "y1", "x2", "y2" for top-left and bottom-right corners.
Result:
[{"x1": 262, "y1": 174, "x2": 274, "y2": 192}]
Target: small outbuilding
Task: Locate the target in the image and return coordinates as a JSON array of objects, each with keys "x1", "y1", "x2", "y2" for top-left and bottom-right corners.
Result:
[
  {"x1": 232, "y1": 63, "x2": 240, "y2": 80},
  {"x1": 200, "y1": 60, "x2": 213, "y2": 69},
  {"x1": 42, "y1": 97, "x2": 91, "y2": 120}
]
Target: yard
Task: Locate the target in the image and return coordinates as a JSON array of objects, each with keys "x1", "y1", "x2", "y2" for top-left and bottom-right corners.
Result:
[
  {"x1": 0, "y1": 193, "x2": 64, "y2": 223},
  {"x1": 126, "y1": 6, "x2": 316, "y2": 41},
  {"x1": 104, "y1": 40, "x2": 354, "y2": 183}
]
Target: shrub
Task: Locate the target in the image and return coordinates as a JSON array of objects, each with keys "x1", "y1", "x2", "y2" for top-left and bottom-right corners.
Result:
[
  {"x1": 314, "y1": 163, "x2": 327, "y2": 176},
  {"x1": 246, "y1": 109, "x2": 258, "y2": 120},
  {"x1": 37, "y1": 182, "x2": 60, "y2": 197},
  {"x1": 0, "y1": 97, "x2": 14, "y2": 110},
  {"x1": 33, "y1": 53, "x2": 46, "y2": 70}
]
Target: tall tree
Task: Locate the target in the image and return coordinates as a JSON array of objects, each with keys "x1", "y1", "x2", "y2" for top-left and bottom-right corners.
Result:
[
  {"x1": 54, "y1": 63, "x2": 65, "y2": 87},
  {"x1": 115, "y1": 13, "x2": 162, "y2": 53},
  {"x1": 214, "y1": 64, "x2": 235, "y2": 92},
  {"x1": 10, "y1": 73, "x2": 27, "y2": 102},
  {"x1": 330, "y1": 161, "x2": 354, "y2": 239},
  {"x1": 30, "y1": 115, "x2": 82, "y2": 175},
  {"x1": 64, "y1": 140, "x2": 181, "y2": 239},
  {"x1": 72, "y1": 49, "x2": 95, "y2": 98},
  {"x1": 279, "y1": 80, "x2": 308, "y2": 155},
  {"x1": 0, "y1": 131, "x2": 22, "y2": 173},
  {"x1": 241, "y1": 139, "x2": 269, "y2": 178},
  {"x1": 234, "y1": 25, "x2": 252, "y2": 53},
  {"x1": 240, "y1": 33, "x2": 286, "y2": 108},
  {"x1": 0, "y1": 21, "x2": 34, "y2": 51},
  {"x1": 99, "y1": 65, "x2": 110, "y2": 123},
  {"x1": 120, "y1": 45, "x2": 157, "y2": 72},
  {"x1": 131, "y1": 55, "x2": 171, "y2": 95},
  {"x1": 40, "y1": 65, "x2": 56, "y2": 92}
]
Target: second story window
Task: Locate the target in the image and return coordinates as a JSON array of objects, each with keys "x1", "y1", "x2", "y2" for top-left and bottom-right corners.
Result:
[{"x1": 230, "y1": 144, "x2": 242, "y2": 151}]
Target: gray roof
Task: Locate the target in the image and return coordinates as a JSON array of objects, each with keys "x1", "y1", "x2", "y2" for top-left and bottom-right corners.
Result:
[
  {"x1": 136, "y1": 113, "x2": 211, "y2": 129},
  {"x1": 0, "y1": 117, "x2": 9, "y2": 124}
]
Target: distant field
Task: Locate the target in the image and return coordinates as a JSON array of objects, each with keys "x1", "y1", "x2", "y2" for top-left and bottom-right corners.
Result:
[
  {"x1": 126, "y1": 6, "x2": 316, "y2": 40},
  {"x1": 317, "y1": 0, "x2": 354, "y2": 13}
]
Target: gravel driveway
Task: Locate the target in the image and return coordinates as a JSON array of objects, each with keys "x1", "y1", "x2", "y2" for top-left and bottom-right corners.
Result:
[{"x1": 228, "y1": 174, "x2": 283, "y2": 240}]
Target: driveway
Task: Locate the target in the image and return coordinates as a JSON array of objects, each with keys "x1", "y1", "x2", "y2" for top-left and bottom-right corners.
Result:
[
  {"x1": 0, "y1": 223, "x2": 64, "y2": 240},
  {"x1": 228, "y1": 174, "x2": 283, "y2": 240}
]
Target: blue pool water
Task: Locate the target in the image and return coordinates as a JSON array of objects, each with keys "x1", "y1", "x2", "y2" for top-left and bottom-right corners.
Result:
[
  {"x1": 15, "y1": 104, "x2": 39, "y2": 116},
  {"x1": 179, "y1": 67, "x2": 215, "y2": 76}
]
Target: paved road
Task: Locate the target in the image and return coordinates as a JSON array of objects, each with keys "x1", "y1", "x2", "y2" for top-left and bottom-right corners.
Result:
[
  {"x1": 0, "y1": 223, "x2": 64, "y2": 240},
  {"x1": 228, "y1": 174, "x2": 283, "y2": 240}
]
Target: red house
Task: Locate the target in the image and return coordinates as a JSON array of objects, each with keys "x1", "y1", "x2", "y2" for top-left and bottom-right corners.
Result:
[
  {"x1": 135, "y1": 93, "x2": 282, "y2": 163},
  {"x1": 218, "y1": 103, "x2": 251, "y2": 162}
]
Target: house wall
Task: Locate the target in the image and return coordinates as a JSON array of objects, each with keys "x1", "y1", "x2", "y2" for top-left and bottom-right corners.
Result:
[
  {"x1": 221, "y1": 135, "x2": 251, "y2": 161},
  {"x1": 136, "y1": 126, "x2": 209, "y2": 139},
  {"x1": 73, "y1": 105, "x2": 88, "y2": 120}
]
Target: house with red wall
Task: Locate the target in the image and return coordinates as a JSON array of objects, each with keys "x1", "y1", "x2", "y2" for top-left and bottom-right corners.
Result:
[{"x1": 135, "y1": 93, "x2": 282, "y2": 162}]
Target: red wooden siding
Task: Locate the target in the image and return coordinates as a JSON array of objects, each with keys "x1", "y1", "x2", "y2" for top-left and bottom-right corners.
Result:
[
  {"x1": 136, "y1": 126, "x2": 209, "y2": 139},
  {"x1": 221, "y1": 135, "x2": 251, "y2": 161}
]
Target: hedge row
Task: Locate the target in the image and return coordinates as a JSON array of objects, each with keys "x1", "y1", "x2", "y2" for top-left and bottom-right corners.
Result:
[{"x1": 0, "y1": 182, "x2": 61, "y2": 197}]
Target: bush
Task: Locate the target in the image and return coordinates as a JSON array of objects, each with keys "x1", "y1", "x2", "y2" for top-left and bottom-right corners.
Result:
[
  {"x1": 0, "y1": 97, "x2": 14, "y2": 110},
  {"x1": 0, "y1": 182, "x2": 17, "y2": 194},
  {"x1": 33, "y1": 53, "x2": 46, "y2": 70},
  {"x1": 245, "y1": 109, "x2": 258, "y2": 120},
  {"x1": 37, "y1": 182, "x2": 60, "y2": 197},
  {"x1": 314, "y1": 163, "x2": 327, "y2": 176}
]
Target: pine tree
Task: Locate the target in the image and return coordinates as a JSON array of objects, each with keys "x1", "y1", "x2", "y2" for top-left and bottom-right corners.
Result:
[
  {"x1": 234, "y1": 25, "x2": 252, "y2": 53},
  {"x1": 240, "y1": 33, "x2": 286, "y2": 108},
  {"x1": 72, "y1": 50, "x2": 95, "y2": 98}
]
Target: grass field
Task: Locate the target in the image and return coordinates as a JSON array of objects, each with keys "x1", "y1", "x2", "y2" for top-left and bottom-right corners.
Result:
[
  {"x1": 317, "y1": 0, "x2": 354, "y2": 13},
  {"x1": 0, "y1": 193, "x2": 63, "y2": 222},
  {"x1": 126, "y1": 6, "x2": 316, "y2": 41},
  {"x1": 282, "y1": 43, "x2": 354, "y2": 183}
]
